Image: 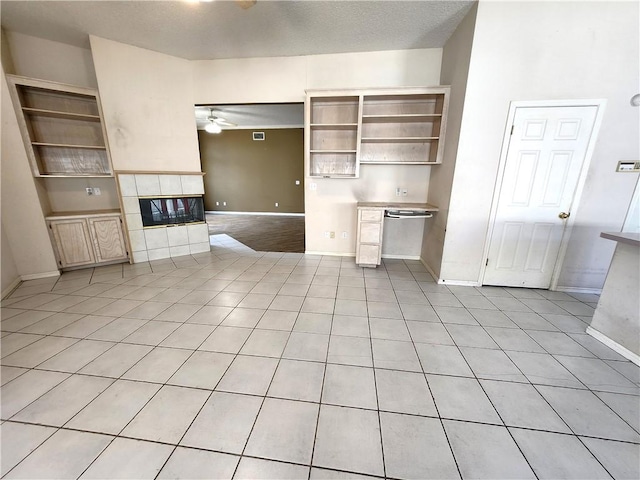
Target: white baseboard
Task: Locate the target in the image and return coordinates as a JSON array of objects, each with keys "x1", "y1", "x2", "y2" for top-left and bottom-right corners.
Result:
[
  {"x1": 586, "y1": 326, "x2": 640, "y2": 366},
  {"x1": 1, "y1": 277, "x2": 22, "y2": 300},
  {"x1": 21, "y1": 271, "x2": 60, "y2": 281},
  {"x1": 304, "y1": 251, "x2": 355, "y2": 257},
  {"x1": 438, "y1": 279, "x2": 481, "y2": 287},
  {"x1": 555, "y1": 286, "x2": 603, "y2": 295},
  {"x1": 381, "y1": 254, "x2": 421, "y2": 261},
  {"x1": 207, "y1": 211, "x2": 305, "y2": 217}
]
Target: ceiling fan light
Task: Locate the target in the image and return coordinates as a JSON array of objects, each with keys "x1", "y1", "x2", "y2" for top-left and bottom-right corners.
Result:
[{"x1": 205, "y1": 121, "x2": 222, "y2": 134}]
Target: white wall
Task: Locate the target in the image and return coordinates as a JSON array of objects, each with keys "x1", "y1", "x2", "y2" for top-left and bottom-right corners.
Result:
[
  {"x1": 422, "y1": 3, "x2": 477, "y2": 277},
  {"x1": 440, "y1": 0, "x2": 640, "y2": 289},
  {"x1": 1, "y1": 64, "x2": 60, "y2": 278},
  {"x1": 90, "y1": 36, "x2": 202, "y2": 173},
  {"x1": 193, "y1": 49, "x2": 442, "y2": 254}
]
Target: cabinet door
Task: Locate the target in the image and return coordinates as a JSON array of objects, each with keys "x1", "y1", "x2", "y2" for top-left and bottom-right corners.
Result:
[
  {"x1": 49, "y1": 219, "x2": 96, "y2": 268},
  {"x1": 88, "y1": 215, "x2": 128, "y2": 263}
]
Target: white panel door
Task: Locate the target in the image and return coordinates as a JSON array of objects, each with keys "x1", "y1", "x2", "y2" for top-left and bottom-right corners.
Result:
[{"x1": 484, "y1": 106, "x2": 598, "y2": 288}]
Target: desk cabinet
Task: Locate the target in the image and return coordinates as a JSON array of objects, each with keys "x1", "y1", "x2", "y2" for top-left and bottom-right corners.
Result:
[
  {"x1": 355, "y1": 207, "x2": 384, "y2": 267},
  {"x1": 47, "y1": 212, "x2": 128, "y2": 269}
]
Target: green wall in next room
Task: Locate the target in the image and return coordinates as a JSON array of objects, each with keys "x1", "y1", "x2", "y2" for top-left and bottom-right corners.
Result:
[{"x1": 198, "y1": 128, "x2": 304, "y2": 213}]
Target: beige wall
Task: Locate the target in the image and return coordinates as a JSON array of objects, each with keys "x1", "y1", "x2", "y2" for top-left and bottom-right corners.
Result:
[
  {"x1": 4, "y1": 30, "x2": 98, "y2": 88},
  {"x1": 422, "y1": 3, "x2": 477, "y2": 277},
  {"x1": 1, "y1": 222, "x2": 20, "y2": 297},
  {"x1": 89, "y1": 36, "x2": 201, "y2": 173},
  {"x1": 193, "y1": 49, "x2": 443, "y2": 254},
  {"x1": 199, "y1": 129, "x2": 304, "y2": 213},
  {"x1": 440, "y1": 0, "x2": 640, "y2": 289}
]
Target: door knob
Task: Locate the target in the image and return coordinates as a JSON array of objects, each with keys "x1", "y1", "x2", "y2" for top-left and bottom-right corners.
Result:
[{"x1": 558, "y1": 212, "x2": 570, "y2": 220}]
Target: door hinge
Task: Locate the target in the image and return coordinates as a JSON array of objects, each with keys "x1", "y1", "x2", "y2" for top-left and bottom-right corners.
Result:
[
  {"x1": 510, "y1": 125, "x2": 514, "y2": 135},
  {"x1": 486, "y1": 258, "x2": 489, "y2": 266}
]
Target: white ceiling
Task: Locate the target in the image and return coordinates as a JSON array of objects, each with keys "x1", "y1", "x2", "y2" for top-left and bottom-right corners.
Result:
[
  {"x1": 1, "y1": 0, "x2": 475, "y2": 61},
  {"x1": 195, "y1": 104, "x2": 304, "y2": 130}
]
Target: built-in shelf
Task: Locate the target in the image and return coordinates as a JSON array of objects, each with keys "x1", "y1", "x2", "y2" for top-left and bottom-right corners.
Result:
[
  {"x1": 7, "y1": 75, "x2": 114, "y2": 177},
  {"x1": 306, "y1": 87, "x2": 450, "y2": 178}
]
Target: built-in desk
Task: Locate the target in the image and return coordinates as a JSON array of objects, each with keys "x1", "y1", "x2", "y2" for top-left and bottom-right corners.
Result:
[
  {"x1": 355, "y1": 202, "x2": 438, "y2": 267},
  {"x1": 587, "y1": 232, "x2": 640, "y2": 365}
]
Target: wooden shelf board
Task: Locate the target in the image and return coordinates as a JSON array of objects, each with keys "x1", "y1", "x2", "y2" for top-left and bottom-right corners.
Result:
[
  {"x1": 361, "y1": 137, "x2": 439, "y2": 143},
  {"x1": 36, "y1": 174, "x2": 114, "y2": 178},
  {"x1": 23, "y1": 107, "x2": 101, "y2": 121},
  {"x1": 310, "y1": 173, "x2": 357, "y2": 178},
  {"x1": 360, "y1": 161, "x2": 441, "y2": 165},
  {"x1": 310, "y1": 123, "x2": 358, "y2": 129},
  {"x1": 362, "y1": 114, "x2": 441, "y2": 122},
  {"x1": 32, "y1": 142, "x2": 107, "y2": 150},
  {"x1": 310, "y1": 149, "x2": 357, "y2": 154}
]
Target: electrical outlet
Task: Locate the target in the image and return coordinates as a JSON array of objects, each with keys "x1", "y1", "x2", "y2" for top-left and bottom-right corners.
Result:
[
  {"x1": 324, "y1": 231, "x2": 330, "y2": 238},
  {"x1": 295, "y1": 180, "x2": 300, "y2": 185},
  {"x1": 223, "y1": 201, "x2": 227, "y2": 206},
  {"x1": 93, "y1": 187, "x2": 101, "y2": 196},
  {"x1": 216, "y1": 201, "x2": 219, "y2": 206},
  {"x1": 330, "y1": 231, "x2": 335, "y2": 239},
  {"x1": 85, "y1": 187, "x2": 93, "y2": 196},
  {"x1": 275, "y1": 202, "x2": 279, "y2": 207},
  {"x1": 342, "y1": 232, "x2": 348, "y2": 239},
  {"x1": 395, "y1": 187, "x2": 401, "y2": 197}
]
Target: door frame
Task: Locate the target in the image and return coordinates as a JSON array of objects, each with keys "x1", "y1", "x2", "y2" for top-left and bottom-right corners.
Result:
[{"x1": 479, "y1": 99, "x2": 607, "y2": 290}]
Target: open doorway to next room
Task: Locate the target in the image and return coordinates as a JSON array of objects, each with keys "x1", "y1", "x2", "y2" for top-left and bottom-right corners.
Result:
[{"x1": 195, "y1": 104, "x2": 305, "y2": 253}]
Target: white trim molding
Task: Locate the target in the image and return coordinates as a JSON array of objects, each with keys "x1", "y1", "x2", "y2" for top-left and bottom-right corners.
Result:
[
  {"x1": 21, "y1": 271, "x2": 60, "y2": 281},
  {"x1": 304, "y1": 251, "x2": 355, "y2": 257},
  {"x1": 555, "y1": 286, "x2": 603, "y2": 295},
  {"x1": 1, "y1": 277, "x2": 22, "y2": 300},
  {"x1": 381, "y1": 254, "x2": 421, "y2": 261},
  {"x1": 207, "y1": 211, "x2": 305, "y2": 217},
  {"x1": 587, "y1": 326, "x2": 640, "y2": 366}
]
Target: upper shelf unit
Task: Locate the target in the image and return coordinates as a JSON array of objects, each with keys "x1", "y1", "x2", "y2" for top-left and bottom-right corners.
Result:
[
  {"x1": 305, "y1": 87, "x2": 450, "y2": 178},
  {"x1": 7, "y1": 75, "x2": 113, "y2": 177}
]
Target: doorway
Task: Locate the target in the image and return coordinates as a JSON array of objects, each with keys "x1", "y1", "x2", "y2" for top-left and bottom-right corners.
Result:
[
  {"x1": 483, "y1": 101, "x2": 604, "y2": 288},
  {"x1": 195, "y1": 103, "x2": 305, "y2": 253}
]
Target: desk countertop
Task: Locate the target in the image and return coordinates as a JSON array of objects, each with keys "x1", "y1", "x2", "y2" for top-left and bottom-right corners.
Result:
[
  {"x1": 601, "y1": 231, "x2": 640, "y2": 247},
  {"x1": 356, "y1": 202, "x2": 439, "y2": 211}
]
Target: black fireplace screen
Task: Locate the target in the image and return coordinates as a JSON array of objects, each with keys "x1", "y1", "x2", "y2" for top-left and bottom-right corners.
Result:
[{"x1": 139, "y1": 196, "x2": 205, "y2": 227}]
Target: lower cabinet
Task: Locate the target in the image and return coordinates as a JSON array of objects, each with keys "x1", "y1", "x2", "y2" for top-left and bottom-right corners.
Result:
[
  {"x1": 355, "y1": 207, "x2": 384, "y2": 267},
  {"x1": 48, "y1": 212, "x2": 129, "y2": 269}
]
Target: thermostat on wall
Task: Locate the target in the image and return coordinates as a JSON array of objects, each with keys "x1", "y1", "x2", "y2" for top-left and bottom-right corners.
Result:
[
  {"x1": 616, "y1": 161, "x2": 640, "y2": 172},
  {"x1": 253, "y1": 132, "x2": 265, "y2": 141}
]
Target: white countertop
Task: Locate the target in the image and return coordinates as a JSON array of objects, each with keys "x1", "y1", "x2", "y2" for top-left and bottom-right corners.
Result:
[{"x1": 601, "y1": 232, "x2": 640, "y2": 247}]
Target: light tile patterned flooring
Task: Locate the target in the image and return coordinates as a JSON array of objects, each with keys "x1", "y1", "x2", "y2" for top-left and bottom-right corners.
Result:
[{"x1": 1, "y1": 243, "x2": 639, "y2": 479}]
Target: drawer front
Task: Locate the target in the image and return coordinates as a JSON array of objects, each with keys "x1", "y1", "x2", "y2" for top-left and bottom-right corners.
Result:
[
  {"x1": 360, "y1": 222, "x2": 382, "y2": 244},
  {"x1": 357, "y1": 244, "x2": 381, "y2": 266},
  {"x1": 359, "y1": 209, "x2": 383, "y2": 222}
]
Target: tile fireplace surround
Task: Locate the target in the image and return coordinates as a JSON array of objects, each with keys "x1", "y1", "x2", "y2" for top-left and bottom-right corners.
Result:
[{"x1": 117, "y1": 173, "x2": 210, "y2": 263}]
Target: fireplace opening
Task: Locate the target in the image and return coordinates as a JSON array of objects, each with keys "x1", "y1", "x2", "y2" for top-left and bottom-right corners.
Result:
[{"x1": 139, "y1": 196, "x2": 205, "y2": 227}]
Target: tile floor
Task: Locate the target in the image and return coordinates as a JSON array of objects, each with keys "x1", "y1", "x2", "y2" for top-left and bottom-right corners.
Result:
[{"x1": 1, "y1": 240, "x2": 639, "y2": 479}]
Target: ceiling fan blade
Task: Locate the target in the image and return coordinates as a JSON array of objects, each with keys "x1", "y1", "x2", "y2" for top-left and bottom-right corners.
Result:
[
  {"x1": 235, "y1": 0, "x2": 256, "y2": 9},
  {"x1": 214, "y1": 118, "x2": 237, "y2": 127}
]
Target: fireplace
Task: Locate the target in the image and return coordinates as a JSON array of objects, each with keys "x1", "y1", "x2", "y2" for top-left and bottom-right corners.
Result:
[{"x1": 139, "y1": 196, "x2": 205, "y2": 228}]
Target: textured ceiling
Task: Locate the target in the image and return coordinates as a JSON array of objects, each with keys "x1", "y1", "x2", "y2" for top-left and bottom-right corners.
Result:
[{"x1": 0, "y1": 0, "x2": 475, "y2": 60}]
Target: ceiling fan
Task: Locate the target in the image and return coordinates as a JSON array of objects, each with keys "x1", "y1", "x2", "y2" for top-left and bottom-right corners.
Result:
[{"x1": 204, "y1": 108, "x2": 236, "y2": 134}]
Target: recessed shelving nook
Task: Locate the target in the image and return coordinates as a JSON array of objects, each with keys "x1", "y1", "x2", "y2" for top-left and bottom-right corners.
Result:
[
  {"x1": 305, "y1": 87, "x2": 450, "y2": 178},
  {"x1": 7, "y1": 75, "x2": 129, "y2": 269},
  {"x1": 7, "y1": 75, "x2": 112, "y2": 177}
]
